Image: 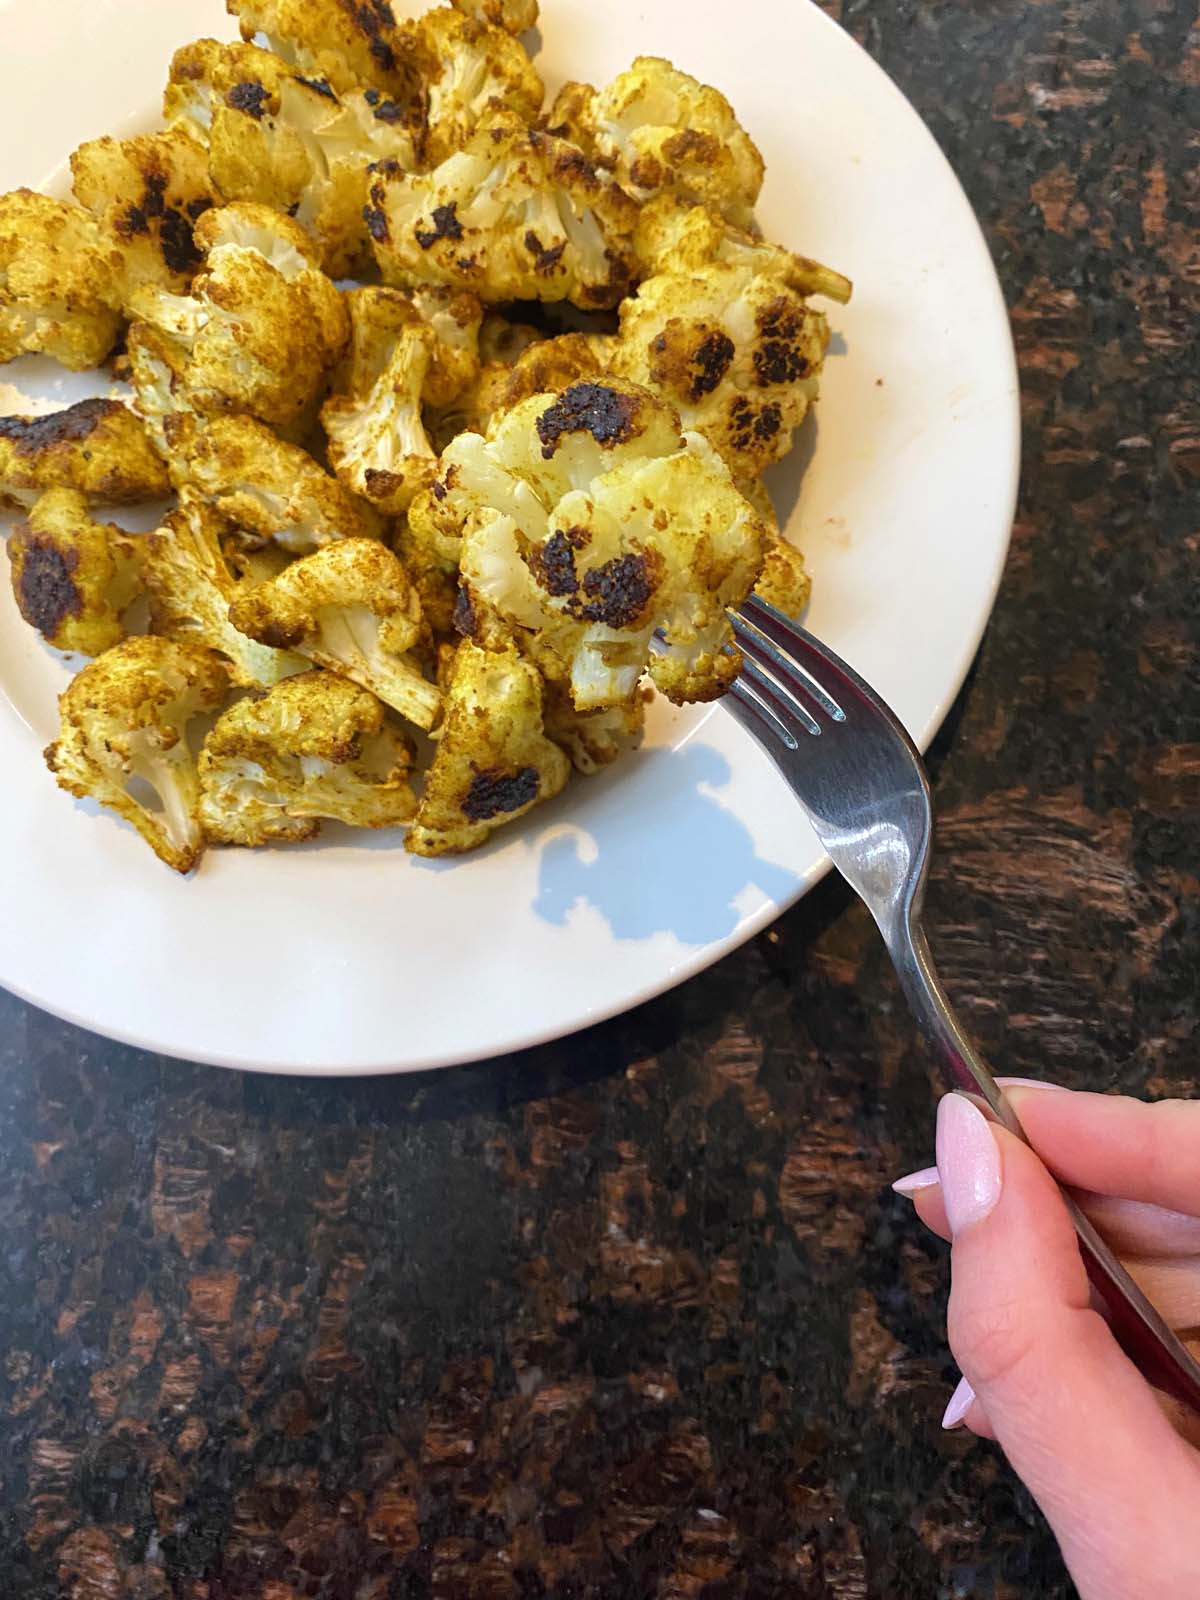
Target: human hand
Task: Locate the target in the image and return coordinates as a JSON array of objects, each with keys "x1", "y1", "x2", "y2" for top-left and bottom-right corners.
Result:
[{"x1": 894, "y1": 1084, "x2": 1200, "y2": 1600}]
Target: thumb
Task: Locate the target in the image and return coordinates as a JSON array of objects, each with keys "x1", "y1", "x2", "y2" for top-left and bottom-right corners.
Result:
[{"x1": 937, "y1": 1092, "x2": 1200, "y2": 1600}]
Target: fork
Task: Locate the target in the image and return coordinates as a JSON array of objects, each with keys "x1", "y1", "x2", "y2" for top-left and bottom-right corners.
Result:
[{"x1": 723, "y1": 594, "x2": 1200, "y2": 1413}]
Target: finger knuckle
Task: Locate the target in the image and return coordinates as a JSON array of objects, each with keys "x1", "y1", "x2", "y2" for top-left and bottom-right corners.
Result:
[{"x1": 948, "y1": 1293, "x2": 1039, "y2": 1392}]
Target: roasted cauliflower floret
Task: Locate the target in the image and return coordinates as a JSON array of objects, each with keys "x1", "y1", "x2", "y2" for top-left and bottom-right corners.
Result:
[
  {"x1": 543, "y1": 682, "x2": 646, "y2": 775},
  {"x1": 366, "y1": 114, "x2": 637, "y2": 309},
  {"x1": 121, "y1": 322, "x2": 197, "y2": 459},
  {"x1": 200, "y1": 47, "x2": 420, "y2": 276},
  {"x1": 199, "y1": 670, "x2": 416, "y2": 845},
  {"x1": 8, "y1": 489, "x2": 141, "y2": 655},
  {"x1": 736, "y1": 475, "x2": 812, "y2": 617},
  {"x1": 425, "y1": 311, "x2": 543, "y2": 452},
  {"x1": 143, "y1": 493, "x2": 310, "y2": 687},
  {"x1": 226, "y1": 0, "x2": 424, "y2": 102},
  {"x1": 611, "y1": 251, "x2": 832, "y2": 479},
  {"x1": 0, "y1": 190, "x2": 122, "y2": 370},
  {"x1": 632, "y1": 195, "x2": 852, "y2": 303},
  {"x1": 450, "y1": 0, "x2": 537, "y2": 34},
  {"x1": 129, "y1": 202, "x2": 348, "y2": 432},
  {"x1": 320, "y1": 290, "x2": 441, "y2": 515},
  {"x1": 417, "y1": 8, "x2": 543, "y2": 166},
  {"x1": 229, "y1": 538, "x2": 441, "y2": 729},
  {"x1": 407, "y1": 639, "x2": 568, "y2": 856},
  {"x1": 409, "y1": 286, "x2": 483, "y2": 407},
  {"x1": 547, "y1": 57, "x2": 764, "y2": 229},
  {"x1": 70, "y1": 128, "x2": 217, "y2": 301},
  {"x1": 172, "y1": 415, "x2": 380, "y2": 555},
  {"x1": 0, "y1": 401, "x2": 169, "y2": 509},
  {"x1": 414, "y1": 379, "x2": 767, "y2": 707},
  {"x1": 44, "y1": 635, "x2": 228, "y2": 873}
]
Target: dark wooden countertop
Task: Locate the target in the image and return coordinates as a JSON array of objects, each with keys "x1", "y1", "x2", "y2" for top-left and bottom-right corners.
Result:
[{"x1": 3, "y1": 2, "x2": 1198, "y2": 1593}]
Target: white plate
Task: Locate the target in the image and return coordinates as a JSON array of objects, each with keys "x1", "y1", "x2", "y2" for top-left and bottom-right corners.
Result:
[{"x1": 0, "y1": 0, "x2": 1019, "y2": 1074}]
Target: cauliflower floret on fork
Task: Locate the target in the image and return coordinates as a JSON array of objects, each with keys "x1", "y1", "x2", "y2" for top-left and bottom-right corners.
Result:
[
  {"x1": 0, "y1": 400, "x2": 169, "y2": 509},
  {"x1": 171, "y1": 415, "x2": 381, "y2": 555},
  {"x1": 546, "y1": 56, "x2": 764, "y2": 229},
  {"x1": 70, "y1": 127, "x2": 217, "y2": 302},
  {"x1": 320, "y1": 289, "x2": 441, "y2": 516},
  {"x1": 229, "y1": 537, "x2": 442, "y2": 730},
  {"x1": 0, "y1": 190, "x2": 122, "y2": 370},
  {"x1": 225, "y1": 0, "x2": 424, "y2": 103},
  {"x1": 44, "y1": 635, "x2": 228, "y2": 873},
  {"x1": 129, "y1": 202, "x2": 348, "y2": 433},
  {"x1": 407, "y1": 639, "x2": 568, "y2": 857},
  {"x1": 8, "y1": 489, "x2": 142, "y2": 656},
  {"x1": 143, "y1": 492, "x2": 310, "y2": 688},
  {"x1": 199, "y1": 670, "x2": 417, "y2": 845},
  {"x1": 736, "y1": 474, "x2": 812, "y2": 618},
  {"x1": 366, "y1": 113, "x2": 638, "y2": 308},
  {"x1": 411, "y1": 378, "x2": 768, "y2": 709}
]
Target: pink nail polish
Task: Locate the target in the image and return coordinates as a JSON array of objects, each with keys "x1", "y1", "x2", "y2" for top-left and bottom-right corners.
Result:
[
  {"x1": 892, "y1": 1166, "x2": 940, "y2": 1197},
  {"x1": 996, "y1": 1076, "x2": 1069, "y2": 1092},
  {"x1": 936, "y1": 1093, "x2": 1002, "y2": 1235},
  {"x1": 942, "y1": 1375, "x2": 976, "y2": 1430}
]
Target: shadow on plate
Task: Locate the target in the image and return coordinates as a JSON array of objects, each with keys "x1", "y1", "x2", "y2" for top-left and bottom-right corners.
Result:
[{"x1": 534, "y1": 740, "x2": 798, "y2": 945}]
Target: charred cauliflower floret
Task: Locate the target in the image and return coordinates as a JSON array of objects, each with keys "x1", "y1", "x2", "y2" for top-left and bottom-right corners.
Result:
[
  {"x1": 229, "y1": 537, "x2": 441, "y2": 729},
  {"x1": 143, "y1": 492, "x2": 310, "y2": 687},
  {"x1": 366, "y1": 113, "x2": 637, "y2": 309},
  {"x1": 226, "y1": 0, "x2": 424, "y2": 103},
  {"x1": 0, "y1": 190, "x2": 122, "y2": 370},
  {"x1": 417, "y1": 8, "x2": 543, "y2": 166},
  {"x1": 44, "y1": 635, "x2": 228, "y2": 873},
  {"x1": 547, "y1": 57, "x2": 764, "y2": 229},
  {"x1": 129, "y1": 202, "x2": 348, "y2": 433},
  {"x1": 172, "y1": 414, "x2": 381, "y2": 555},
  {"x1": 450, "y1": 0, "x2": 537, "y2": 34},
  {"x1": 321, "y1": 314, "x2": 437, "y2": 517},
  {"x1": 415, "y1": 379, "x2": 767, "y2": 708},
  {"x1": 0, "y1": 401, "x2": 169, "y2": 509},
  {"x1": 70, "y1": 128, "x2": 217, "y2": 302},
  {"x1": 543, "y1": 682, "x2": 646, "y2": 775},
  {"x1": 195, "y1": 44, "x2": 420, "y2": 276},
  {"x1": 199, "y1": 670, "x2": 416, "y2": 845},
  {"x1": 8, "y1": 489, "x2": 141, "y2": 655},
  {"x1": 611, "y1": 247, "x2": 833, "y2": 479},
  {"x1": 407, "y1": 639, "x2": 568, "y2": 856}
]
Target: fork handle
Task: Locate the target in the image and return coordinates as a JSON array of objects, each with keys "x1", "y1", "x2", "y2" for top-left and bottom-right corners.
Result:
[{"x1": 889, "y1": 919, "x2": 1200, "y2": 1415}]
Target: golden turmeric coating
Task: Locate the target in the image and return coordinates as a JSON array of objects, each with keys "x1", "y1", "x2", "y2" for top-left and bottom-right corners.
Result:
[{"x1": 225, "y1": 0, "x2": 425, "y2": 103}]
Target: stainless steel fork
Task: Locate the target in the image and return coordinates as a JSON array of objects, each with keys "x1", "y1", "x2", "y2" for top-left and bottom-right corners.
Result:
[{"x1": 724, "y1": 594, "x2": 1200, "y2": 1413}]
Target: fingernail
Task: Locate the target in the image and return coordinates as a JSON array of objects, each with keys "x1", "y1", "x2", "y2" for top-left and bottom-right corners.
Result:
[
  {"x1": 892, "y1": 1165, "x2": 940, "y2": 1197},
  {"x1": 942, "y1": 1375, "x2": 976, "y2": 1430},
  {"x1": 936, "y1": 1093, "x2": 1002, "y2": 1234},
  {"x1": 996, "y1": 1076, "x2": 1069, "y2": 1092}
]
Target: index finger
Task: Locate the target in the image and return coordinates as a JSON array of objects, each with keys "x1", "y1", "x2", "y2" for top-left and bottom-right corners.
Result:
[{"x1": 1003, "y1": 1087, "x2": 1200, "y2": 1218}]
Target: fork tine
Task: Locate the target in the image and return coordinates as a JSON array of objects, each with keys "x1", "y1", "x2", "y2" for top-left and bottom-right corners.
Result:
[
  {"x1": 735, "y1": 652, "x2": 820, "y2": 740},
  {"x1": 729, "y1": 606, "x2": 847, "y2": 724}
]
